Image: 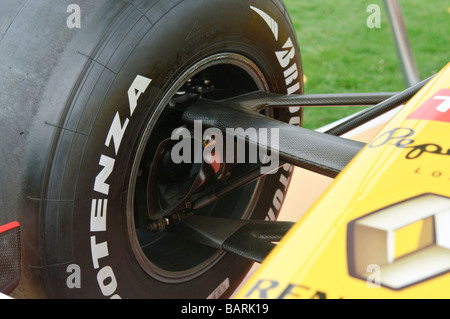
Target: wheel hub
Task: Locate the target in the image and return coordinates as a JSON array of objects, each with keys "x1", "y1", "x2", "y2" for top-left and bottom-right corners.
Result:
[
  {"x1": 126, "y1": 53, "x2": 270, "y2": 283},
  {"x1": 145, "y1": 133, "x2": 231, "y2": 232}
]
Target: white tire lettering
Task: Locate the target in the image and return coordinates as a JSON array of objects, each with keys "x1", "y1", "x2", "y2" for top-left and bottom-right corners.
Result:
[
  {"x1": 250, "y1": 6, "x2": 278, "y2": 40},
  {"x1": 90, "y1": 236, "x2": 109, "y2": 270},
  {"x1": 284, "y1": 63, "x2": 299, "y2": 86},
  {"x1": 128, "y1": 75, "x2": 152, "y2": 116},
  {"x1": 89, "y1": 75, "x2": 151, "y2": 297},
  {"x1": 93, "y1": 155, "x2": 115, "y2": 196},
  {"x1": 275, "y1": 38, "x2": 295, "y2": 68},
  {"x1": 97, "y1": 266, "x2": 118, "y2": 297},
  {"x1": 105, "y1": 112, "x2": 130, "y2": 155},
  {"x1": 251, "y1": 7, "x2": 300, "y2": 221},
  {"x1": 90, "y1": 199, "x2": 107, "y2": 232}
]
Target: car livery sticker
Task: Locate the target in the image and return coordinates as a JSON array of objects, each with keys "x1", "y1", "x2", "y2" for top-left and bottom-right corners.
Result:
[{"x1": 408, "y1": 89, "x2": 450, "y2": 123}]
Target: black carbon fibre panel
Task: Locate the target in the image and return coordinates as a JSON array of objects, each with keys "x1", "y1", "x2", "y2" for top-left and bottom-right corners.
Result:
[
  {"x1": 182, "y1": 99, "x2": 365, "y2": 178},
  {"x1": 180, "y1": 216, "x2": 294, "y2": 263}
]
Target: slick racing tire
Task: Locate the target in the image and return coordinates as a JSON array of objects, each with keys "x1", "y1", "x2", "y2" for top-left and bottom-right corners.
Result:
[{"x1": 0, "y1": 0, "x2": 302, "y2": 298}]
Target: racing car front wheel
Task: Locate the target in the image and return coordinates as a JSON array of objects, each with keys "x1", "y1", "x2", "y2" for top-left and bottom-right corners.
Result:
[{"x1": 0, "y1": 0, "x2": 302, "y2": 298}]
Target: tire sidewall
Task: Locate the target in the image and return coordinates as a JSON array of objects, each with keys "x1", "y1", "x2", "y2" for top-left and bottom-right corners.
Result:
[{"x1": 42, "y1": 0, "x2": 302, "y2": 299}]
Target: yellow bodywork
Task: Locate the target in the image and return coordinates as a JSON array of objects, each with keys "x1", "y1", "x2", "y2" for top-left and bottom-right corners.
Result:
[{"x1": 236, "y1": 63, "x2": 450, "y2": 299}]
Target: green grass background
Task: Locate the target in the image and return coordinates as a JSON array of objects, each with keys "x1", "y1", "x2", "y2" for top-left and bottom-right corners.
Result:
[{"x1": 283, "y1": 0, "x2": 450, "y2": 129}]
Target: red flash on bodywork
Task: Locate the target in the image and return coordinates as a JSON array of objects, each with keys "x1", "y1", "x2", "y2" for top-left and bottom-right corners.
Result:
[{"x1": 408, "y1": 89, "x2": 450, "y2": 123}]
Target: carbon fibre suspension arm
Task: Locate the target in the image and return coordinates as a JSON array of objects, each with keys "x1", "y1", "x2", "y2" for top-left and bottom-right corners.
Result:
[
  {"x1": 181, "y1": 98, "x2": 365, "y2": 178},
  {"x1": 179, "y1": 216, "x2": 294, "y2": 263}
]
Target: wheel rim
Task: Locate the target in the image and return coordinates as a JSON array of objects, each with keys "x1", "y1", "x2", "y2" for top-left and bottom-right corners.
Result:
[{"x1": 126, "y1": 53, "x2": 270, "y2": 283}]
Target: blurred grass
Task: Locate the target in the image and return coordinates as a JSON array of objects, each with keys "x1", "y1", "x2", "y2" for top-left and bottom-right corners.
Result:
[{"x1": 283, "y1": 0, "x2": 450, "y2": 129}]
